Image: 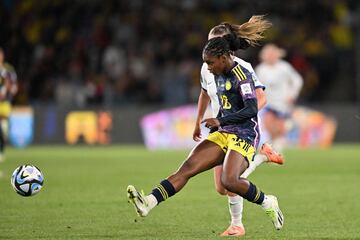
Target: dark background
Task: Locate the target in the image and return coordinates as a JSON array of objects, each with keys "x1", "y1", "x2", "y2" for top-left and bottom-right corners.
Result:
[{"x1": 1, "y1": 0, "x2": 359, "y2": 108}]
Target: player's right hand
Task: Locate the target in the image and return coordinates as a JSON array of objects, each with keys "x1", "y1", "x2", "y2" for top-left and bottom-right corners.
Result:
[{"x1": 192, "y1": 124, "x2": 202, "y2": 142}]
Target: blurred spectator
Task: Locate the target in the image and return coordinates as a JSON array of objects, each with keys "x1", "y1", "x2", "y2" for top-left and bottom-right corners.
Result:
[
  {"x1": 102, "y1": 44, "x2": 126, "y2": 82},
  {"x1": 0, "y1": 0, "x2": 358, "y2": 107},
  {"x1": 0, "y1": 47, "x2": 18, "y2": 161}
]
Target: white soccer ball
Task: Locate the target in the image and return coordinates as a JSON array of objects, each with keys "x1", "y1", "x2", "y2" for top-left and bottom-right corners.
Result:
[{"x1": 11, "y1": 165, "x2": 44, "y2": 197}]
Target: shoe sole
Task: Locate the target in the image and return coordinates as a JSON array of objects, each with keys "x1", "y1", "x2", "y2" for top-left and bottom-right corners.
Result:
[
  {"x1": 127, "y1": 185, "x2": 142, "y2": 217},
  {"x1": 272, "y1": 197, "x2": 284, "y2": 230},
  {"x1": 220, "y1": 227, "x2": 246, "y2": 237},
  {"x1": 220, "y1": 232, "x2": 245, "y2": 237}
]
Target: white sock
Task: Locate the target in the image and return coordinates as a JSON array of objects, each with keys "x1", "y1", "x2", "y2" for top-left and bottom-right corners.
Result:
[
  {"x1": 261, "y1": 195, "x2": 271, "y2": 209},
  {"x1": 146, "y1": 194, "x2": 158, "y2": 210},
  {"x1": 241, "y1": 153, "x2": 267, "y2": 178},
  {"x1": 228, "y1": 195, "x2": 243, "y2": 226}
]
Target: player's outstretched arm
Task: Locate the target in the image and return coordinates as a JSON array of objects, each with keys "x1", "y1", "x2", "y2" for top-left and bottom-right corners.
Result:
[{"x1": 193, "y1": 89, "x2": 210, "y2": 141}]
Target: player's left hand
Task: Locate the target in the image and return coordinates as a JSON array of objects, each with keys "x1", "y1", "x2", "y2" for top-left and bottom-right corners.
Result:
[
  {"x1": 192, "y1": 124, "x2": 202, "y2": 142},
  {"x1": 201, "y1": 118, "x2": 220, "y2": 129}
]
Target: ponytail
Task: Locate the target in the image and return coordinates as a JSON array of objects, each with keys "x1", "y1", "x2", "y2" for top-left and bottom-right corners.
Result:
[
  {"x1": 210, "y1": 15, "x2": 272, "y2": 50},
  {"x1": 223, "y1": 15, "x2": 272, "y2": 47}
]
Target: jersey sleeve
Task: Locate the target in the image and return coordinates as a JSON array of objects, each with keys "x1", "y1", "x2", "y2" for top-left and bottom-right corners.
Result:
[
  {"x1": 200, "y1": 63, "x2": 209, "y2": 91},
  {"x1": 284, "y1": 62, "x2": 303, "y2": 99},
  {"x1": 234, "y1": 57, "x2": 265, "y2": 90},
  {"x1": 244, "y1": 63, "x2": 265, "y2": 90},
  {"x1": 231, "y1": 63, "x2": 258, "y2": 100},
  {"x1": 250, "y1": 71, "x2": 265, "y2": 90},
  {"x1": 238, "y1": 75, "x2": 257, "y2": 101}
]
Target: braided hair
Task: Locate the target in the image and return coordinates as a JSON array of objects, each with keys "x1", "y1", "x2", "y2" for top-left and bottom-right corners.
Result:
[
  {"x1": 203, "y1": 34, "x2": 251, "y2": 57},
  {"x1": 202, "y1": 37, "x2": 231, "y2": 58}
]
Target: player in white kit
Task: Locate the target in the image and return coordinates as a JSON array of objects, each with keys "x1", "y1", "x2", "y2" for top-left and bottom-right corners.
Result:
[
  {"x1": 255, "y1": 44, "x2": 303, "y2": 154},
  {"x1": 192, "y1": 16, "x2": 284, "y2": 237}
]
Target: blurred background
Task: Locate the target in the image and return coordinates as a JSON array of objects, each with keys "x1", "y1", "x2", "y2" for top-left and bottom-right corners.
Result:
[
  {"x1": 0, "y1": 0, "x2": 359, "y2": 147},
  {"x1": 1, "y1": 2, "x2": 360, "y2": 239}
]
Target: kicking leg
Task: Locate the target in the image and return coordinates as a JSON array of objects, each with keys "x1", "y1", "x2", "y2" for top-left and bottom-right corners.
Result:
[
  {"x1": 127, "y1": 140, "x2": 225, "y2": 217},
  {"x1": 167, "y1": 140, "x2": 225, "y2": 191}
]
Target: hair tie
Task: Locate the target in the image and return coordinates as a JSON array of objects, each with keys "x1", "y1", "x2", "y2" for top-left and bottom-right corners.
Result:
[{"x1": 223, "y1": 34, "x2": 250, "y2": 51}]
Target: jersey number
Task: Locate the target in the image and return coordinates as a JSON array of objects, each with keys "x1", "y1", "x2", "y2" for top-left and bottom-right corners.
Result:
[{"x1": 221, "y1": 95, "x2": 232, "y2": 109}]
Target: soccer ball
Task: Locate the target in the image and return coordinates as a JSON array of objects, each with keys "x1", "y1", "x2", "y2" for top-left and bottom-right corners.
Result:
[{"x1": 11, "y1": 165, "x2": 44, "y2": 197}]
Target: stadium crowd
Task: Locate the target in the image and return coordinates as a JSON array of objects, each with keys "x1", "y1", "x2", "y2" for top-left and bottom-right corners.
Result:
[{"x1": 0, "y1": 0, "x2": 358, "y2": 107}]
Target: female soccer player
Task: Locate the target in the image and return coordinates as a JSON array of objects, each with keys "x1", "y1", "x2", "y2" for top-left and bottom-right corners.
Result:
[
  {"x1": 127, "y1": 36, "x2": 284, "y2": 232},
  {"x1": 193, "y1": 16, "x2": 284, "y2": 236},
  {"x1": 255, "y1": 44, "x2": 303, "y2": 154}
]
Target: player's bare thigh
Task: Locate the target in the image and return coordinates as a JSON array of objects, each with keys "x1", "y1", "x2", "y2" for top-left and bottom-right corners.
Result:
[
  {"x1": 168, "y1": 140, "x2": 225, "y2": 191},
  {"x1": 221, "y1": 150, "x2": 250, "y2": 194},
  {"x1": 213, "y1": 165, "x2": 237, "y2": 196}
]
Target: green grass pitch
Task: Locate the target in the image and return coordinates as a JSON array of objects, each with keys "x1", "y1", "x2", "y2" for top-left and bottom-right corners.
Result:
[{"x1": 0, "y1": 144, "x2": 359, "y2": 239}]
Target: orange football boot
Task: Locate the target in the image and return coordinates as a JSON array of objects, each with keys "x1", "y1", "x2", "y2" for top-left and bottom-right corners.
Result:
[
  {"x1": 220, "y1": 225, "x2": 245, "y2": 237},
  {"x1": 260, "y1": 143, "x2": 285, "y2": 165}
]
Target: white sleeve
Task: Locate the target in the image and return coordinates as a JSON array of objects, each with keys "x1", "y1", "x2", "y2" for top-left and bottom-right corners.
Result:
[
  {"x1": 244, "y1": 62, "x2": 264, "y2": 89},
  {"x1": 234, "y1": 57, "x2": 265, "y2": 89},
  {"x1": 200, "y1": 63, "x2": 214, "y2": 91},
  {"x1": 285, "y1": 62, "x2": 303, "y2": 99},
  {"x1": 250, "y1": 70, "x2": 265, "y2": 89}
]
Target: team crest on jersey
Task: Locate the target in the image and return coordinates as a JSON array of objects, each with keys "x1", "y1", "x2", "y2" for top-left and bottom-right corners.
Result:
[{"x1": 225, "y1": 80, "x2": 232, "y2": 91}]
